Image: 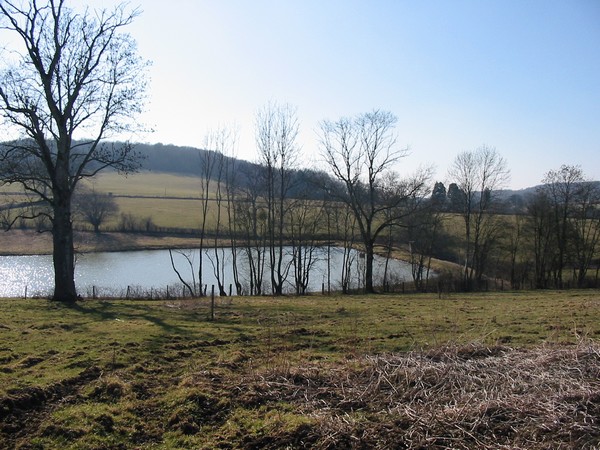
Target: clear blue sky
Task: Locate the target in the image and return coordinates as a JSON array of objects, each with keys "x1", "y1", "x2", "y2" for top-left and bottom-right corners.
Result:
[{"x1": 99, "y1": 0, "x2": 599, "y2": 189}]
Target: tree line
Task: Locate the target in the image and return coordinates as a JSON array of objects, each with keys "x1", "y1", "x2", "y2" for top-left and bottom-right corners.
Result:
[
  {"x1": 417, "y1": 161, "x2": 600, "y2": 291},
  {"x1": 165, "y1": 104, "x2": 600, "y2": 296},
  {"x1": 161, "y1": 105, "x2": 428, "y2": 296}
]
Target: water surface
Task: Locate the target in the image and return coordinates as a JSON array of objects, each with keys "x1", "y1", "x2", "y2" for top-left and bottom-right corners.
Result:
[{"x1": 0, "y1": 247, "x2": 413, "y2": 297}]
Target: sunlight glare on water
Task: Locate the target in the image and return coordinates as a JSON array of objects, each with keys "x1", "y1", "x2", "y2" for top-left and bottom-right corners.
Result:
[{"x1": 0, "y1": 254, "x2": 54, "y2": 297}]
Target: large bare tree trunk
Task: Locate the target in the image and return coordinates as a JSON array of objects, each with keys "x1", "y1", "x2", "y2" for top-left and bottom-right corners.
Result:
[{"x1": 52, "y1": 201, "x2": 77, "y2": 302}]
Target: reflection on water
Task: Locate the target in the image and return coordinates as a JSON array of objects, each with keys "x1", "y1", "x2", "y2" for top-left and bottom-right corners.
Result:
[
  {"x1": 0, "y1": 255, "x2": 55, "y2": 297},
  {"x1": 0, "y1": 247, "x2": 413, "y2": 297}
]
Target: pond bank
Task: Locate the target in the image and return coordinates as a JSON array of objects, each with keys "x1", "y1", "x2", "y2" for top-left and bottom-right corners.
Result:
[{"x1": 0, "y1": 230, "x2": 206, "y2": 256}]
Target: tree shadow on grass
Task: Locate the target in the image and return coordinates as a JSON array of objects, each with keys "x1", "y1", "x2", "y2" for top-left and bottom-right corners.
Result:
[{"x1": 66, "y1": 301, "x2": 199, "y2": 337}]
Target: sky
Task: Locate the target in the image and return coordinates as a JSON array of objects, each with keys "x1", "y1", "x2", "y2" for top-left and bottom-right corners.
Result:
[{"x1": 66, "y1": 1, "x2": 600, "y2": 188}]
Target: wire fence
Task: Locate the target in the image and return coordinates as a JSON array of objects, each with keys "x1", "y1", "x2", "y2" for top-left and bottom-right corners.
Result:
[{"x1": 17, "y1": 274, "x2": 600, "y2": 303}]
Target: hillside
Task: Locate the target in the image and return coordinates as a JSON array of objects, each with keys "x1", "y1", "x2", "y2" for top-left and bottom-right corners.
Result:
[
  {"x1": 133, "y1": 142, "x2": 335, "y2": 200},
  {"x1": 135, "y1": 142, "x2": 257, "y2": 178},
  {"x1": 135, "y1": 143, "x2": 600, "y2": 205}
]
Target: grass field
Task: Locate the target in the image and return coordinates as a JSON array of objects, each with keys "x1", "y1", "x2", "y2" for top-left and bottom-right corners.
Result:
[
  {"x1": 87, "y1": 172, "x2": 205, "y2": 199},
  {"x1": 111, "y1": 197, "x2": 206, "y2": 230},
  {"x1": 1, "y1": 290, "x2": 599, "y2": 449}
]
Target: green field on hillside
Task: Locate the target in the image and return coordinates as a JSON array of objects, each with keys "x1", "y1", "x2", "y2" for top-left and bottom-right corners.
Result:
[
  {"x1": 84, "y1": 172, "x2": 219, "y2": 231},
  {"x1": 87, "y1": 171, "x2": 204, "y2": 199},
  {"x1": 111, "y1": 197, "x2": 208, "y2": 230},
  {"x1": 1, "y1": 290, "x2": 599, "y2": 449}
]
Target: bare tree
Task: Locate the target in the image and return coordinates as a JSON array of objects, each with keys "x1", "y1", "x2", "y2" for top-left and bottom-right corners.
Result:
[
  {"x1": 319, "y1": 110, "x2": 429, "y2": 294},
  {"x1": 73, "y1": 185, "x2": 118, "y2": 233},
  {"x1": 255, "y1": 102, "x2": 300, "y2": 295},
  {"x1": 505, "y1": 213, "x2": 529, "y2": 290},
  {"x1": 168, "y1": 249, "x2": 197, "y2": 297},
  {"x1": 205, "y1": 127, "x2": 235, "y2": 296},
  {"x1": 335, "y1": 203, "x2": 359, "y2": 294},
  {"x1": 543, "y1": 166, "x2": 580, "y2": 286},
  {"x1": 570, "y1": 181, "x2": 600, "y2": 287},
  {"x1": 236, "y1": 164, "x2": 267, "y2": 295},
  {"x1": 166, "y1": 127, "x2": 239, "y2": 297},
  {"x1": 540, "y1": 165, "x2": 600, "y2": 287},
  {"x1": 0, "y1": 1, "x2": 148, "y2": 302},
  {"x1": 289, "y1": 195, "x2": 324, "y2": 295},
  {"x1": 222, "y1": 128, "x2": 243, "y2": 295},
  {"x1": 526, "y1": 189, "x2": 557, "y2": 288},
  {"x1": 448, "y1": 145, "x2": 509, "y2": 289},
  {"x1": 404, "y1": 200, "x2": 443, "y2": 292},
  {"x1": 197, "y1": 146, "x2": 218, "y2": 296}
]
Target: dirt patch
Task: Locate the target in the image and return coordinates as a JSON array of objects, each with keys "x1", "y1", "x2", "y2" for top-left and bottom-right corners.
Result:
[
  {"x1": 167, "y1": 391, "x2": 230, "y2": 435},
  {"x1": 235, "y1": 423, "x2": 317, "y2": 450},
  {"x1": 18, "y1": 355, "x2": 45, "y2": 368},
  {"x1": 88, "y1": 379, "x2": 127, "y2": 403}
]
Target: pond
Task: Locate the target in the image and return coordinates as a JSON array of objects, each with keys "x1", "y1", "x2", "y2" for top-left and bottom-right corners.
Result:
[{"x1": 0, "y1": 247, "x2": 414, "y2": 298}]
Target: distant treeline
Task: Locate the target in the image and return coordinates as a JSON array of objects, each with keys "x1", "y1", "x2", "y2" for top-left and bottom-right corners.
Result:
[{"x1": 133, "y1": 142, "x2": 574, "y2": 212}]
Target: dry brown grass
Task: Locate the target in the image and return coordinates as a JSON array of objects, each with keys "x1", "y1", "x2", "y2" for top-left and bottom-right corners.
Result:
[{"x1": 242, "y1": 341, "x2": 600, "y2": 449}]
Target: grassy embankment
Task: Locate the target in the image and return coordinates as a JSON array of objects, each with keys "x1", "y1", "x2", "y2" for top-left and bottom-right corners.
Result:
[{"x1": 1, "y1": 290, "x2": 599, "y2": 449}]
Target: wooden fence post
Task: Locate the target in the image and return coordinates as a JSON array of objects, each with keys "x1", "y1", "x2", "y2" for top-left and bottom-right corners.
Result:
[{"x1": 210, "y1": 285, "x2": 215, "y2": 321}]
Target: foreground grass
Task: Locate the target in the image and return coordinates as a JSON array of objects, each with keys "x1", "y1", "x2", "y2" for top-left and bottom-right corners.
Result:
[{"x1": 1, "y1": 291, "x2": 599, "y2": 449}]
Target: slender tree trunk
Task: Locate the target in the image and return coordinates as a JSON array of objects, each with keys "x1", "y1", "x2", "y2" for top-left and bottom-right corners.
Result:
[
  {"x1": 365, "y1": 244, "x2": 375, "y2": 293},
  {"x1": 341, "y1": 245, "x2": 352, "y2": 294},
  {"x1": 52, "y1": 201, "x2": 77, "y2": 302},
  {"x1": 295, "y1": 242, "x2": 301, "y2": 295}
]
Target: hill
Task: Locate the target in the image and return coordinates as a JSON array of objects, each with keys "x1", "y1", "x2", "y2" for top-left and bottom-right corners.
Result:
[
  {"x1": 134, "y1": 143, "x2": 600, "y2": 205},
  {"x1": 135, "y1": 142, "x2": 255, "y2": 177},
  {"x1": 133, "y1": 142, "x2": 336, "y2": 201}
]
